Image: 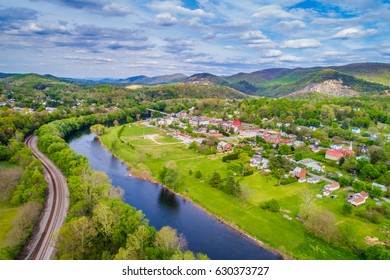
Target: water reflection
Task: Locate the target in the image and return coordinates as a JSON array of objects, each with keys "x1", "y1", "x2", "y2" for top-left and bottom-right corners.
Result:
[{"x1": 158, "y1": 188, "x2": 179, "y2": 211}]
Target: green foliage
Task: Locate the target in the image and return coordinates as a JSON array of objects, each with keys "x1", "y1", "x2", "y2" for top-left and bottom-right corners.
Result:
[
  {"x1": 341, "y1": 204, "x2": 353, "y2": 216},
  {"x1": 364, "y1": 245, "x2": 390, "y2": 260},
  {"x1": 208, "y1": 171, "x2": 222, "y2": 188},
  {"x1": 194, "y1": 170, "x2": 202, "y2": 179},
  {"x1": 278, "y1": 144, "x2": 292, "y2": 155},
  {"x1": 222, "y1": 153, "x2": 239, "y2": 162},
  {"x1": 11, "y1": 159, "x2": 47, "y2": 205},
  {"x1": 159, "y1": 167, "x2": 181, "y2": 190},
  {"x1": 261, "y1": 199, "x2": 280, "y2": 212}
]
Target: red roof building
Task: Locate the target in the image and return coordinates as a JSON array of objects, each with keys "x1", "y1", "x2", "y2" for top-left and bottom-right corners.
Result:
[
  {"x1": 325, "y1": 149, "x2": 344, "y2": 161},
  {"x1": 233, "y1": 120, "x2": 243, "y2": 126}
]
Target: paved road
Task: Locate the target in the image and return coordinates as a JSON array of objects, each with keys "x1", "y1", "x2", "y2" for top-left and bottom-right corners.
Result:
[{"x1": 24, "y1": 135, "x2": 69, "y2": 260}]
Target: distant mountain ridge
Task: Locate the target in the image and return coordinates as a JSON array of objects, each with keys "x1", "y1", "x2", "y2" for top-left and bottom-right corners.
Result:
[{"x1": 1, "y1": 62, "x2": 389, "y2": 97}]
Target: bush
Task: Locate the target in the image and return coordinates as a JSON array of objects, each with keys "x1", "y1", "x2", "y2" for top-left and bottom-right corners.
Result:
[
  {"x1": 261, "y1": 199, "x2": 280, "y2": 212},
  {"x1": 341, "y1": 204, "x2": 353, "y2": 216},
  {"x1": 194, "y1": 170, "x2": 202, "y2": 179},
  {"x1": 222, "y1": 153, "x2": 239, "y2": 162},
  {"x1": 242, "y1": 170, "x2": 254, "y2": 176},
  {"x1": 280, "y1": 176, "x2": 297, "y2": 185}
]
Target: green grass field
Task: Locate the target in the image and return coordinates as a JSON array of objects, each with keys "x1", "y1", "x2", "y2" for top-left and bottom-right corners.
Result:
[
  {"x1": 100, "y1": 123, "x2": 389, "y2": 259},
  {"x1": 0, "y1": 202, "x2": 18, "y2": 245},
  {"x1": 0, "y1": 162, "x2": 21, "y2": 246}
]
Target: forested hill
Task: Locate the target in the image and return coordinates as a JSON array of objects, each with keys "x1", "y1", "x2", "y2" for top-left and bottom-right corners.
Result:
[
  {"x1": 0, "y1": 73, "x2": 249, "y2": 109},
  {"x1": 1, "y1": 62, "x2": 389, "y2": 98}
]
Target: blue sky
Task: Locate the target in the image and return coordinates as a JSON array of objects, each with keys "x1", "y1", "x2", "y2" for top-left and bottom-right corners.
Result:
[{"x1": 0, "y1": 0, "x2": 389, "y2": 78}]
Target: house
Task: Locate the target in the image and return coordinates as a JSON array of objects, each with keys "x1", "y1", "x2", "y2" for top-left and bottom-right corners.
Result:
[
  {"x1": 325, "y1": 149, "x2": 344, "y2": 161},
  {"x1": 348, "y1": 191, "x2": 369, "y2": 207},
  {"x1": 250, "y1": 156, "x2": 269, "y2": 169},
  {"x1": 217, "y1": 141, "x2": 232, "y2": 152},
  {"x1": 233, "y1": 120, "x2": 242, "y2": 126},
  {"x1": 322, "y1": 190, "x2": 331, "y2": 197},
  {"x1": 351, "y1": 127, "x2": 361, "y2": 134},
  {"x1": 263, "y1": 131, "x2": 281, "y2": 143},
  {"x1": 293, "y1": 141, "x2": 305, "y2": 147},
  {"x1": 291, "y1": 167, "x2": 306, "y2": 180},
  {"x1": 239, "y1": 130, "x2": 257, "y2": 139},
  {"x1": 307, "y1": 177, "x2": 320, "y2": 184},
  {"x1": 324, "y1": 182, "x2": 340, "y2": 192},
  {"x1": 372, "y1": 183, "x2": 387, "y2": 192},
  {"x1": 298, "y1": 159, "x2": 324, "y2": 172},
  {"x1": 250, "y1": 155, "x2": 262, "y2": 167}
]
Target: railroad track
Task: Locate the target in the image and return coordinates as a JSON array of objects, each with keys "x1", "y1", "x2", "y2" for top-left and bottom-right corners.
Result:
[{"x1": 24, "y1": 135, "x2": 69, "y2": 260}]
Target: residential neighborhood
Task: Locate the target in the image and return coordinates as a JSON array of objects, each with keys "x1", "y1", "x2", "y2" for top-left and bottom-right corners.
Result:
[{"x1": 144, "y1": 108, "x2": 388, "y2": 210}]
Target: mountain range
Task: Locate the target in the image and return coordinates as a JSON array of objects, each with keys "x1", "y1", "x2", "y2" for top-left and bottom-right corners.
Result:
[{"x1": 1, "y1": 62, "x2": 389, "y2": 98}]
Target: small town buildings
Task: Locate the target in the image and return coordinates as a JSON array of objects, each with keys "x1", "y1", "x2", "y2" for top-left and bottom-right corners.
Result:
[
  {"x1": 322, "y1": 190, "x2": 331, "y2": 197},
  {"x1": 250, "y1": 156, "x2": 269, "y2": 169},
  {"x1": 326, "y1": 149, "x2": 344, "y2": 161},
  {"x1": 217, "y1": 141, "x2": 232, "y2": 153},
  {"x1": 347, "y1": 191, "x2": 369, "y2": 207},
  {"x1": 307, "y1": 177, "x2": 320, "y2": 184},
  {"x1": 352, "y1": 127, "x2": 361, "y2": 133},
  {"x1": 263, "y1": 131, "x2": 281, "y2": 143},
  {"x1": 324, "y1": 182, "x2": 340, "y2": 192},
  {"x1": 291, "y1": 167, "x2": 306, "y2": 180},
  {"x1": 372, "y1": 182, "x2": 387, "y2": 192},
  {"x1": 293, "y1": 141, "x2": 305, "y2": 147},
  {"x1": 298, "y1": 159, "x2": 324, "y2": 172}
]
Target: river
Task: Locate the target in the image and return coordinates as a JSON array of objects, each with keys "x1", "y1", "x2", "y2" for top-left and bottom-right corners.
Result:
[{"x1": 68, "y1": 132, "x2": 281, "y2": 260}]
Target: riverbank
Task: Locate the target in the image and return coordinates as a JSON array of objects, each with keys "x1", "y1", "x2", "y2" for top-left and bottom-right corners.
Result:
[
  {"x1": 99, "y1": 123, "x2": 359, "y2": 260},
  {"x1": 96, "y1": 133, "x2": 285, "y2": 259},
  {"x1": 98, "y1": 135, "x2": 286, "y2": 259}
]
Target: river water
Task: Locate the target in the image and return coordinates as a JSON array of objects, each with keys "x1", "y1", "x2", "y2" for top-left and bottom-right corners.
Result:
[{"x1": 68, "y1": 133, "x2": 281, "y2": 260}]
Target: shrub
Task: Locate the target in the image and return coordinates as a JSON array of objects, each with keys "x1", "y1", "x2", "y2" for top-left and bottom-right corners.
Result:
[
  {"x1": 261, "y1": 199, "x2": 280, "y2": 212},
  {"x1": 194, "y1": 170, "x2": 202, "y2": 179},
  {"x1": 341, "y1": 203, "x2": 353, "y2": 216},
  {"x1": 222, "y1": 153, "x2": 239, "y2": 162}
]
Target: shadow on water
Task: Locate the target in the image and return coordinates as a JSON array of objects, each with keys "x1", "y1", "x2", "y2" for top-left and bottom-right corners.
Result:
[
  {"x1": 158, "y1": 188, "x2": 179, "y2": 211},
  {"x1": 68, "y1": 131, "x2": 282, "y2": 260}
]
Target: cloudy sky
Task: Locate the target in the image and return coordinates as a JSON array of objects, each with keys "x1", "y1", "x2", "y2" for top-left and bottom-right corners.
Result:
[{"x1": 1, "y1": 0, "x2": 389, "y2": 78}]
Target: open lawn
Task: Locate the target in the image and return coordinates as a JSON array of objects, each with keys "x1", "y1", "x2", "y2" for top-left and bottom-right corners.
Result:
[
  {"x1": 0, "y1": 162, "x2": 23, "y2": 246},
  {"x1": 101, "y1": 123, "x2": 389, "y2": 259},
  {"x1": 0, "y1": 202, "x2": 18, "y2": 245}
]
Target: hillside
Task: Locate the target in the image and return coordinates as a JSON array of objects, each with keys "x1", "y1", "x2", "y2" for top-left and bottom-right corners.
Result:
[
  {"x1": 1, "y1": 62, "x2": 389, "y2": 98},
  {"x1": 332, "y1": 63, "x2": 390, "y2": 86},
  {"x1": 135, "y1": 83, "x2": 248, "y2": 100},
  {"x1": 117, "y1": 73, "x2": 187, "y2": 85},
  {"x1": 183, "y1": 73, "x2": 228, "y2": 86}
]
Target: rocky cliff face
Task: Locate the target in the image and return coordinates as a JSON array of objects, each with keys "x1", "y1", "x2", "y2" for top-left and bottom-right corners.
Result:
[{"x1": 288, "y1": 79, "x2": 358, "y2": 97}]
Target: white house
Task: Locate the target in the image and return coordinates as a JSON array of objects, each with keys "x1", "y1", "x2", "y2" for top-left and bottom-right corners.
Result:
[
  {"x1": 298, "y1": 159, "x2": 324, "y2": 172},
  {"x1": 324, "y1": 182, "x2": 340, "y2": 192},
  {"x1": 348, "y1": 191, "x2": 369, "y2": 207},
  {"x1": 372, "y1": 183, "x2": 387, "y2": 192},
  {"x1": 351, "y1": 127, "x2": 361, "y2": 133}
]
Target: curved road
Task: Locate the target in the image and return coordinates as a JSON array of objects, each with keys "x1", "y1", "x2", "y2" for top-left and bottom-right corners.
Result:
[{"x1": 24, "y1": 135, "x2": 69, "y2": 260}]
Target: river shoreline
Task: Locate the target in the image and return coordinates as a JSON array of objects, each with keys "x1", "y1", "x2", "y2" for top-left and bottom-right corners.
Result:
[{"x1": 97, "y1": 135, "x2": 289, "y2": 260}]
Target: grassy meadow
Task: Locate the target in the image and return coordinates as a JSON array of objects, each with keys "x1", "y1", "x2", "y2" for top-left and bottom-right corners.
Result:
[{"x1": 100, "y1": 123, "x2": 389, "y2": 259}]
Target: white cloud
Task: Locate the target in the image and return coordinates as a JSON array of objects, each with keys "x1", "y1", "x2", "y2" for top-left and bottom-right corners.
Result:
[
  {"x1": 279, "y1": 55, "x2": 304, "y2": 62},
  {"x1": 263, "y1": 49, "x2": 283, "y2": 57},
  {"x1": 149, "y1": 1, "x2": 214, "y2": 18},
  {"x1": 155, "y1": 13, "x2": 177, "y2": 26},
  {"x1": 281, "y1": 39, "x2": 321, "y2": 49},
  {"x1": 279, "y1": 20, "x2": 306, "y2": 29},
  {"x1": 252, "y1": 5, "x2": 297, "y2": 19},
  {"x1": 241, "y1": 31, "x2": 276, "y2": 48},
  {"x1": 331, "y1": 27, "x2": 377, "y2": 39}
]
